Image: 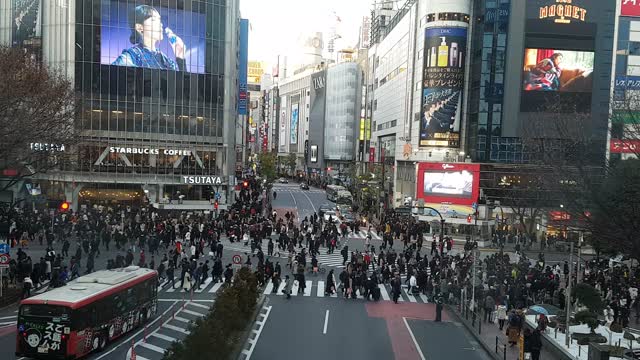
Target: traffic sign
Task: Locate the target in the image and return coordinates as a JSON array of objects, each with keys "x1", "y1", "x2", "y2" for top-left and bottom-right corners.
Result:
[
  {"x1": 472, "y1": 202, "x2": 478, "y2": 211},
  {"x1": 0, "y1": 243, "x2": 8, "y2": 254},
  {"x1": 232, "y1": 255, "x2": 242, "y2": 265},
  {"x1": 0, "y1": 254, "x2": 10, "y2": 265}
]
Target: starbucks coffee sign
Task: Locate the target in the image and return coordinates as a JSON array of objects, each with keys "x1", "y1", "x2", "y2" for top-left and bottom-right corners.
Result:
[{"x1": 182, "y1": 176, "x2": 223, "y2": 185}]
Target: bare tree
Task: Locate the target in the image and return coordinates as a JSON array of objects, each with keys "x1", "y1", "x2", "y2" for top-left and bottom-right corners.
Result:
[{"x1": 0, "y1": 46, "x2": 78, "y2": 197}]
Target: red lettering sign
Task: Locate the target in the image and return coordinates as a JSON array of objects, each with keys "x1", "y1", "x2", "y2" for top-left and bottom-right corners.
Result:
[
  {"x1": 610, "y1": 139, "x2": 640, "y2": 153},
  {"x1": 622, "y1": 0, "x2": 640, "y2": 17}
]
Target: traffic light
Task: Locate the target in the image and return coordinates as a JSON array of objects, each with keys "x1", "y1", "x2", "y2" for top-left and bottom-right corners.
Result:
[
  {"x1": 327, "y1": 167, "x2": 332, "y2": 172},
  {"x1": 467, "y1": 214, "x2": 472, "y2": 223},
  {"x1": 243, "y1": 180, "x2": 249, "y2": 188},
  {"x1": 60, "y1": 201, "x2": 70, "y2": 212},
  {"x1": 214, "y1": 200, "x2": 219, "y2": 210}
]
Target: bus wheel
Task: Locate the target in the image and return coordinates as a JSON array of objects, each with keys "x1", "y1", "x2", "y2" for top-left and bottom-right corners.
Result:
[
  {"x1": 92, "y1": 336, "x2": 100, "y2": 351},
  {"x1": 97, "y1": 334, "x2": 107, "y2": 352}
]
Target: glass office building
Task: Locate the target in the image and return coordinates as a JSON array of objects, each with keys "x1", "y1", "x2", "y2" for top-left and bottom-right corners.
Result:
[{"x1": 0, "y1": 0, "x2": 240, "y2": 209}]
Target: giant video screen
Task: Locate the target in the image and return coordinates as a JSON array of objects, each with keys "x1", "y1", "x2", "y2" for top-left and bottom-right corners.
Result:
[
  {"x1": 423, "y1": 170, "x2": 473, "y2": 198},
  {"x1": 522, "y1": 49, "x2": 594, "y2": 92},
  {"x1": 12, "y1": 0, "x2": 42, "y2": 60},
  {"x1": 101, "y1": 1, "x2": 206, "y2": 73}
]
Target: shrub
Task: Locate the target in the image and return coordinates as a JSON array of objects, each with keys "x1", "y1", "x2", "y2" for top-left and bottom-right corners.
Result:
[{"x1": 163, "y1": 268, "x2": 259, "y2": 360}]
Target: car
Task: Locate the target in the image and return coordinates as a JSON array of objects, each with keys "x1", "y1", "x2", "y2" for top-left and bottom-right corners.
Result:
[
  {"x1": 278, "y1": 178, "x2": 289, "y2": 184},
  {"x1": 300, "y1": 182, "x2": 309, "y2": 190},
  {"x1": 318, "y1": 203, "x2": 335, "y2": 217},
  {"x1": 342, "y1": 212, "x2": 355, "y2": 224},
  {"x1": 323, "y1": 210, "x2": 337, "y2": 223}
]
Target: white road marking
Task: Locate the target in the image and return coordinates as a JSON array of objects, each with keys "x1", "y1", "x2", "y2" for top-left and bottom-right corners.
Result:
[
  {"x1": 150, "y1": 332, "x2": 177, "y2": 342},
  {"x1": 209, "y1": 282, "x2": 223, "y2": 294},
  {"x1": 182, "y1": 309, "x2": 205, "y2": 317},
  {"x1": 300, "y1": 191, "x2": 317, "y2": 213},
  {"x1": 403, "y1": 317, "x2": 426, "y2": 360},
  {"x1": 304, "y1": 281, "x2": 312, "y2": 296},
  {"x1": 317, "y1": 281, "x2": 325, "y2": 297},
  {"x1": 163, "y1": 323, "x2": 190, "y2": 335},
  {"x1": 243, "y1": 306, "x2": 272, "y2": 360},
  {"x1": 323, "y1": 310, "x2": 330, "y2": 334},
  {"x1": 188, "y1": 302, "x2": 210, "y2": 309},
  {"x1": 195, "y1": 277, "x2": 212, "y2": 293},
  {"x1": 290, "y1": 191, "x2": 297, "y2": 206},
  {"x1": 102, "y1": 300, "x2": 179, "y2": 360},
  {"x1": 264, "y1": 280, "x2": 274, "y2": 294},
  {"x1": 0, "y1": 315, "x2": 16, "y2": 320},
  {"x1": 378, "y1": 284, "x2": 390, "y2": 301},
  {"x1": 139, "y1": 341, "x2": 165, "y2": 353}
]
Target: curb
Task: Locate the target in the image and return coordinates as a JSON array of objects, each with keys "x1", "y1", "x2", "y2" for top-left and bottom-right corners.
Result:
[
  {"x1": 445, "y1": 305, "x2": 502, "y2": 360},
  {"x1": 232, "y1": 293, "x2": 268, "y2": 360}
]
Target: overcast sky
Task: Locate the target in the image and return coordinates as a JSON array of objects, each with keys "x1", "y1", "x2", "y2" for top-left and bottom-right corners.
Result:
[{"x1": 240, "y1": 0, "x2": 371, "y2": 68}]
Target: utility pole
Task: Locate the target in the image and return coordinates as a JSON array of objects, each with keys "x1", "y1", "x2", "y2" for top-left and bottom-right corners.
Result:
[
  {"x1": 565, "y1": 241, "x2": 574, "y2": 347},
  {"x1": 471, "y1": 248, "x2": 477, "y2": 311}
]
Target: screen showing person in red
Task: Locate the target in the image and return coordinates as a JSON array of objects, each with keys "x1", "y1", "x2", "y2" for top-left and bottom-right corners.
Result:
[{"x1": 522, "y1": 48, "x2": 593, "y2": 92}]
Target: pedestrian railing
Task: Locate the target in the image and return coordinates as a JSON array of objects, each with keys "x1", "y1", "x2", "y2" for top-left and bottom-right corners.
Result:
[
  {"x1": 495, "y1": 336, "x2": 508, "y2": 360},
  {"x1": 460, "y1": 301, "x2": 483, "y2": 335}
]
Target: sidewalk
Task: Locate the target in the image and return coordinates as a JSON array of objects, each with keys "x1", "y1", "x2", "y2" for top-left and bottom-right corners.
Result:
[{"x1": 448, "y1": 304, "x2": 560, "y2": 360}]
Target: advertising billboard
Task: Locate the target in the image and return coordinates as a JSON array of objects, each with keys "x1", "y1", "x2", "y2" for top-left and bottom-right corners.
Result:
[
  {"x1": 622, "y1": 0, "x2": 640, "y2": 17},
  {"x1": 290, "y1": 103, "x2": 299, "y2": 145},
  {"x1": 610, "y1": 139, "x2": 640, "y2": 153},
  {"x1": 419, "y1": 27, "x2": 467, "y2": 148},
  {"x1": 416, "y1": 163, "x2": 480, "y2": 217},
  {"x1": 238, "y1": 19, "x2": 249, "y2": 115},
  {"x1": 100, "y1": 1, "x2": 206, "y2": 73},
  {"x1": 522, "y1": 49, "x2": 594, "y2": 92},
  {"x1": 12, "y1": 0, "x2": 42, "y2": 59}
]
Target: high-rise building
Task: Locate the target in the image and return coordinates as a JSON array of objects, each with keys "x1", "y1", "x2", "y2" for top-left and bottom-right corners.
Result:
[{"x1": 1, "y1": 0, "x2": 241, "y2": 210}]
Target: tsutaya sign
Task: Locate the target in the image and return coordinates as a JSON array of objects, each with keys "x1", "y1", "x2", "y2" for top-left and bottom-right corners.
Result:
[
  {"x1": 109, "y1": 147, "x2": 192, "y2": 156},
  {"x1": 182, "y1": 176, "x2": 223, "y2": 185},
  {"x1": 539, "y1": 0, "x2": 587, "y2": 24}
]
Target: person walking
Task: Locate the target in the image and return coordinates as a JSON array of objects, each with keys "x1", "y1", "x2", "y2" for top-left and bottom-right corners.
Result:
[
  {"x1": 391, "y1": 273, "x2": 402, "y2": 304},
  {"x1": 496, "y1": 303, "x2": 508, "y2": 330},
  {"x1": 283, "y1": 275, "x2": 292, "y2": 299}
]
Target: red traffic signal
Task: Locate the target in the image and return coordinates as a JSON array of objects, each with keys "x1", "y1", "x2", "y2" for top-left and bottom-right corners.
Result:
[
  {"x1": 60, "y1": 201, "x2": 70, "y2": 212},
  {"x1": 243, "y1": 181, "x2": 249, "y2": 188},
  {"x1": 214, "y1": 200, "x2": 219, "y2": 210},
  {"x1": 467, "y1": 214, "x2": 472, "y2": 223},
  {"x1": 327, "y1": 167, "x2": 332, "y2": 172}
]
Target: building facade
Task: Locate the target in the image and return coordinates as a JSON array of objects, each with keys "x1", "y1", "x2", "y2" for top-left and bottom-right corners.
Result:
[
  {"x1": 0, "y1": 0, "x2": 240, "y2": 210},
  {"x1": 366, "y1": 0, "x2": 616, "y2": 211}
]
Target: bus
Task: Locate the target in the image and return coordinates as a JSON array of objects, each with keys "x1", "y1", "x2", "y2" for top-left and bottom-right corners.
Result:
[
  {"x1": 336, "y1": 190, "x2": 353, "y2": 206},
  {"x1": 326, "y1": 185, "x2": 346, "y2": 202},
  {"x1": 16, "y1": 266, "x2": 157, "y2": 359}
]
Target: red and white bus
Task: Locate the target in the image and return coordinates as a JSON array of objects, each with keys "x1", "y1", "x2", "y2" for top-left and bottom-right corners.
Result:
[{"x1": 15, "y1": 266, "x2": 157, "y2": 359}]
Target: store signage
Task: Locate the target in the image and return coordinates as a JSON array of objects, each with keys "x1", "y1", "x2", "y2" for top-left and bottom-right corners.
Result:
[
  {"x1": 615, "y1": 75, "x2": 640, "y2": 90},
  {"x1": 610, "y1": 139, "x2": 640, "y2": 153},
  {"x1": 312, "y1": 76, "x2": 326, "y2": 90},
  {"x1": 109, "y1": 147, "x2": 192, "y2": 156},
  {"x1": 539, "y1": 0, "x2": 587, "y2": 24},
  {"x1": 622, "y1": 0, "x2": 640, "y2": 17},
  {"x1": 30, "y1": 143, "x2": 66, "y2": 152},
  {"x1": 182, "y1": 176, "x2": 223, "y2": 185}
]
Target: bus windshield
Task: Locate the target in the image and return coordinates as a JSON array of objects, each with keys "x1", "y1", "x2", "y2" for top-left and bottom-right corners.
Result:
[{"x1": 20, "y1": 305, "x2": 71, "y2": 319}]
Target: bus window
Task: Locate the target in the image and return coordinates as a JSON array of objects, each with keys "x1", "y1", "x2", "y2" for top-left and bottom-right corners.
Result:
[{"x1": 21, "y1": 305, "x2": 70, "y2": 319}]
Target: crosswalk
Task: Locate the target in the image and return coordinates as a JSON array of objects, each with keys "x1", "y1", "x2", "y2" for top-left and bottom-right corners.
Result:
[
  {"x1": 222, "y1": 242, "x2": 351, "y2": 268},
  {"x1": 261, "y1": 278, "x2": 431, "y2": 304},
  {"x1": 126, "y1": 301, "x2": 210, "y2": 360},
  {"x1": 157, "y1": 277, "x2": 226, "y2": 294}
]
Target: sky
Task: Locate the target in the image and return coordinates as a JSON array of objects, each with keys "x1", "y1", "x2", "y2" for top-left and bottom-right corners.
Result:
[{"x1": 240, "y1": 0, "x2": 371, "y2": 69}]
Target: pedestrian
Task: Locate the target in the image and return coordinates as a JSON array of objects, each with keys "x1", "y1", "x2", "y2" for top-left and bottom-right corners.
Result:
[
  {"x1": 283, "y1": 275, "x2": 292, "y2": 299},
  {"x1": 391, "y1": 273, "x2": 402, "y2": 304},
  {"x1": 497, "y1": 303, "x2": 508, "y2": 330},
  {"x1": 22, "y1": 276, "x2": 33, "y2": 299}
]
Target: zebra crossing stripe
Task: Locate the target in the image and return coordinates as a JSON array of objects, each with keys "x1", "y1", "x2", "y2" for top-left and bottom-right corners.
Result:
[
  {"x1": 263, "y1": 281, "x2": 274, "y2": 295},
  {"x1": 209, "y1": 282, "x2": 223, "y2": 294},
  {"x1": 304, "y1": 281, "x2": 312, "y2": 296},
  {"x1": 378, "y1": 284, "x2": 390, "y2": 301},
  {"x1": 166, "y1": 284, "x2": 177, "y2": 293},
  {"x1": 277, "y1": 281, "x2": 286, "y2": 295},
  {"x1": 405, "y1": 289, "x2": 417, "y2": 303},
  {"x1": 418, "y1": 293, "x2": 429, "y2": 303},
  {"x1": 195, "y1": 277, "x2": 213, "y2": 293},
  {"x1": 317, "y1": 281, "x2": 325, "y2": 297},
  {"x1": 291, "y1": 281, "x2": 300, "y2": 296}
]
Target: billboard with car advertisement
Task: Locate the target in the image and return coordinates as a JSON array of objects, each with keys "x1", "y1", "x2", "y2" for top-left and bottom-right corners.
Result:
[{"x1": 416, "y1": 162, "x2": 480, "y2": 217}]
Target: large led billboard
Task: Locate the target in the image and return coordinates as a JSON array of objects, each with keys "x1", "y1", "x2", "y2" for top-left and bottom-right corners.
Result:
[
  {"x1": 101, "y1": 2, "x2": 206, "y2": 73},
  {"x1": 416, "y1": 163, "x2": 480, "y2": 211},
  {"x1": 522, "y1": 48, "x2": 594, "y2": 92},
  {"x1": 419, "y1": 27, "x2": 467, "y2": 148},
  {"x1": 423, "y1": 170, "x2": 473, "y2": 198},
  {"x1": 290, "y1": 104, "x2": 299, "y2": 144}
]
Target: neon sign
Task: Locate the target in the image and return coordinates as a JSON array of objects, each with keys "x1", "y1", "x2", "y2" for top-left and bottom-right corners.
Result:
[{"x1": 539, "y1": 0, "x2": 587, "y2": 24}]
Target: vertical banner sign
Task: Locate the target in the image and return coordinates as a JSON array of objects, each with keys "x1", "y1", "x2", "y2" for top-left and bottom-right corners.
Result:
[
  {"x1": 290, "y1": 103, "x2": 299, "y2": 144},
  {"x1": 238, "y1": 19, "x2": 249, "y2": 115},
  {"x1": 419, "y1": 27, "x2": 467, "y2": 148}
]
